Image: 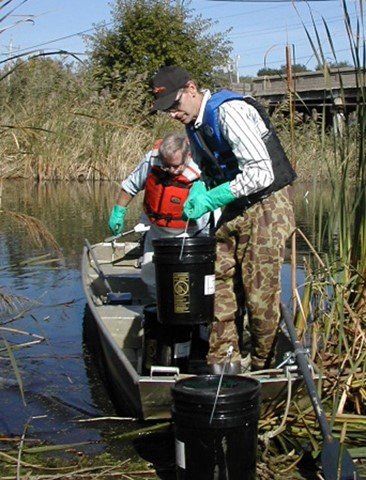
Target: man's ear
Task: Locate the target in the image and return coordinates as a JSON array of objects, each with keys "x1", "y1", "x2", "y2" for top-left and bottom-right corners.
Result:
[{"x1": 186, "y1": 80, "x2": 198, "y2": 94}]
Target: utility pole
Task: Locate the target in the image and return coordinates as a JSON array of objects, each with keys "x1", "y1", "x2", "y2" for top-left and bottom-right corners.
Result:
[
  {"x1": 5, "y1": 37, "x2": 14, "y2": 84},
  {"x1": 285, "y1": 44, "x2": 296, "y2": 168},
  {"x1": 7, "y1": 36, "x2": 15, "y2": 66}
]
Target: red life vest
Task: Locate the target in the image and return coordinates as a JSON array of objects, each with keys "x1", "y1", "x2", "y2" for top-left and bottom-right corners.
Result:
[{"x1": 144, "y1": 166, "x2": 194, "y2": 229}]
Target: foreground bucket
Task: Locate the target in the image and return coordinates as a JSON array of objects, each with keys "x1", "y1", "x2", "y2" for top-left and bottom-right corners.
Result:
[
  {"x1": 171, "y1": 375, "x2": 261, "y2": 480},
  {"x1": 152, "y1": 237, "x2": 216, "y2": 325}
]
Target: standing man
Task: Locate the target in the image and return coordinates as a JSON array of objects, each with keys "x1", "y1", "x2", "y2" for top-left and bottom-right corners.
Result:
[
  {"x1": 108, "y1": 132, "x2": 209, "y2": 297},
  {"x1": 150, "y1": 66, "x2": 297, "y2": 372}
]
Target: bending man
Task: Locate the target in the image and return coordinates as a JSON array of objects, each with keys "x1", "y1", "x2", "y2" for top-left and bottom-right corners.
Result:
[
  {"x1": 150, "y1": 66, "x2": 297, "y2": 372},
  {"x1": 108, "y1": 132, "x2": 209, "y2": 297}
]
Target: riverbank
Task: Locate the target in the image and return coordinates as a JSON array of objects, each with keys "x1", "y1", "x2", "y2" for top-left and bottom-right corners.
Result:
[
  {"x1": 0, "y1": 113, "x2": 358, "y2": 184},
  {"x1": 0, "y1": 59, "x2": 360, "y2": 183}
]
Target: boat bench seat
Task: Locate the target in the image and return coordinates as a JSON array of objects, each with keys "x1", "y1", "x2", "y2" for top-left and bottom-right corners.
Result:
[
  {"x1": 89, "y1": 272, "x2": 153, "y2": 306},
  {"x1": 99, "y1": 304, "x2": 143, "y2": 350}
]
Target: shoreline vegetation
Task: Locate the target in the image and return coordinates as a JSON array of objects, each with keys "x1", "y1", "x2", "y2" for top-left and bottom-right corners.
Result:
[{"x1": 0, "y1": 58, "x2": 360, "y2": 183}]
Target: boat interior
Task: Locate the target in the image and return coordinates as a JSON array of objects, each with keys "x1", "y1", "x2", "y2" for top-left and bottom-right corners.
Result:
[
  {"x1": 85, "y1": 240, "x2": 219, "y2": 376},
  {"x1": 84, "y1": 239, "x2": 317, "y2": 419}
]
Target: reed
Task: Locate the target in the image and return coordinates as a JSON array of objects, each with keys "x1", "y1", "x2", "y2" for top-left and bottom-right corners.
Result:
[
  {"x1": 297, "y1": 0, "x2": 366, "y2": 364},
  {"x1": 1, "y1": 81, "x2": 148, "y2": 181},
  {"x1": 0, "y1": 54, "x2": 352, "y2": 185},
  {"x1": 261, "y1": 2, "x2": 366, "y2": 474},
  {"x1": 0, "y1": 70, "x2": 354, "y2": 184}
]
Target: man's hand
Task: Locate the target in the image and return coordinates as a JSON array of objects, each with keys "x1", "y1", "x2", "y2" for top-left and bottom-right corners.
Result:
[
  {"x1": 108, "y1": 205, "x2": 127, "y2": 235},
  {"x1": 188, "y1": 180, "x2": 207, "y2": 198},
  {"x1": 183, "y1": 182, "x2": 236, "y2": 220}
]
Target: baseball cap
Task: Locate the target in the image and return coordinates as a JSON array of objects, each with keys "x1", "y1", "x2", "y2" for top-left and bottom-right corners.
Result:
[{"x1": 150, "y1": 65, "x2": 192, "y2": 113}]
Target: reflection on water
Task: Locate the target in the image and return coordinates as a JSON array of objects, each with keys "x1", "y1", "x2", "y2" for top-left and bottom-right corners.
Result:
[
  {"x1": 0, "y1": 180, "x2": 146, "y2": 457},
  {"x1": 0, "y1": 179, "x2": 320, "y2": 455}
]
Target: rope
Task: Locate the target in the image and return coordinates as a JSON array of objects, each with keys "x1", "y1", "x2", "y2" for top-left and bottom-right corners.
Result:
[
  {"x1": 258, "y1": 367, "x2": 293, "y2": 445},
  {"x1": 209, "y1": 345, "x2": 234, "y2": 424},
  {"x1": 179, "y1": 220, "x2": 190, "y2": 260}
]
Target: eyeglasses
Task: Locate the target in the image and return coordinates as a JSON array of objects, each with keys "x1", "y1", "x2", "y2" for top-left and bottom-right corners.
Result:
[
  {"x1": 161, "y1": 147, "x2": 189, "y2": 175},
  {"x1": 161, "y1": 163, "x2": 185, "y2": 175},
  {"x1": 164, "y1": 89, "x2": 184, "y2": 113}
]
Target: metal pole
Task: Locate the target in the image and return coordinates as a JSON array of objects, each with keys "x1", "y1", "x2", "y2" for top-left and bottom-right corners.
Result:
[{"x1": 286, "y1": 44, "x2": 296, "y2": 168}]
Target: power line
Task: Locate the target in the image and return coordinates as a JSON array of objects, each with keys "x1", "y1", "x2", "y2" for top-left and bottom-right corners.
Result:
[
  {"x1": 0, "y1": 1, "x2": 354, "y2": 72},
  {"x1": 238, "y1": 47, "x2": 352, "y2": 73},
  {"x1": 193, "y1": 1, "x2": 289, "y2": 18},
  {"x1": 5, "y1": 12, "x2": 348, "y2": 59},
  {"x1": 227, "y1": 13, "x2": 353, "y2": 39},
  {"x1": 232, "y1": 24, "x2": 348, "y2": 59},
  {"x1": 1, "y1": 22, "x2": 112, "y2": 56}
]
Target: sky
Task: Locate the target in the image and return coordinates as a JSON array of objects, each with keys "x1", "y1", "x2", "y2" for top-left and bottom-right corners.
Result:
[{"x1": 0, "y1": 0, "x2": 362, "y2": 77}]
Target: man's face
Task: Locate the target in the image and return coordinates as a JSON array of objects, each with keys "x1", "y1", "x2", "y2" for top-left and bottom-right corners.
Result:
[
  {"x1": 166, "y1": 82, "x2": 202, "y2": 125},
  {"x1": 162, "y1": 149, "x2": 188, "y2": 176}
]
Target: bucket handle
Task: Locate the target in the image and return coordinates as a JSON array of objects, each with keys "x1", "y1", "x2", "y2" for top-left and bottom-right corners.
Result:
[{"x1": 150, "y1": 366, "x2": 180, "y2": 378}]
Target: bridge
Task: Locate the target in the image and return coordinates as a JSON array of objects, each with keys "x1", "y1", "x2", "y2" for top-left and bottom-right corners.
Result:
[{"x1": 230, "y1": 67, "x2": 361, "y2": 122}]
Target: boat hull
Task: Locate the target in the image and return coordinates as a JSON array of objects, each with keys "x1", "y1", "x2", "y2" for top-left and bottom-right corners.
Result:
[{"x1": 82, "y1": 240, "x2": 315, "y2": 420}]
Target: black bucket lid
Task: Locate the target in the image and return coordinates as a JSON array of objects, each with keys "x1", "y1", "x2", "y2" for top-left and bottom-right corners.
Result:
[
  {"x1": 172, "y1": 375, "x2": 261, "y2": 406},
  {"x1": 153, "y1": 236, "x2": 216, "y2": 249}
]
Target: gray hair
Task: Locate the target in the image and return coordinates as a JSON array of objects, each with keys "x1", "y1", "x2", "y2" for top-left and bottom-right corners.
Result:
[{"x1": 159, "y1": 133, "x2": 190, "y2": 164}]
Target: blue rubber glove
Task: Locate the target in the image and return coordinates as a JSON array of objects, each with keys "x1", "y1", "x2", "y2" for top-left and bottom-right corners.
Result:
[
  {"x1": 108, "y1": 205, "x2": 127, "y2": 235},
  {"x1": 183, "y1": 182, "x2": 236, "y2": 220}
]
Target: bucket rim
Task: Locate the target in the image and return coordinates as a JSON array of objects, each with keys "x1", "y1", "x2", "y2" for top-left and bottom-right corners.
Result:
[
  {"x1": 152, "y1": 236, "x2": 216, "y2": 248},
  {"x1": 172, "y1": 374, "x2": 261, "y2": 401}
]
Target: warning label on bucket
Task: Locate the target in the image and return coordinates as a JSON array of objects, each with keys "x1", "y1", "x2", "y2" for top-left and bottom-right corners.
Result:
[
  {"x1": 175, "y1": 439, "x2": 186, "y2": 469},
  {"x1": 204, "y1": 274, "x2": 215, "y2": 295},
  {"x1": 174, "y1": 340, "x2": 191, "y2": 359},
  {"x1": 173, "y1": 272, "x2": 190, "y2": 313}
]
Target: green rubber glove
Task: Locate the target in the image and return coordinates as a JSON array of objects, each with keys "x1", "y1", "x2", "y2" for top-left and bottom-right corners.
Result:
[
  {"x1": 108, "y1": 205, "x2": 127, "y2": 235},
  {"x1": 183, "y1": 182, "x2": 236, "y2": 220},
  {"x1": 189, "y1": 180, "x2": 207, "y2": 198}
]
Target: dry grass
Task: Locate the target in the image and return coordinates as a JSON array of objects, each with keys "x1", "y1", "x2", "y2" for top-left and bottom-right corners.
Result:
[
  {"x1": 0, "y1": 87, "x2": 357, "y2": 183},
  {"x1": 1, "y1": 57, "x2": 352, "y2": 183}
]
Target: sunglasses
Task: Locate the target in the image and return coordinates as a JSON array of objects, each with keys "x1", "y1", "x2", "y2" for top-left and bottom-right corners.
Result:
[{"x1": 164, "y1": 89, "x2": 184, "y2": 113}]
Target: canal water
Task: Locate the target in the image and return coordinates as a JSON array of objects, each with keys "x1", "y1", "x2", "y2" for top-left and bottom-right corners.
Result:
[{"x1": 0, "y1": 180, "x2": 316, "y2": 465}]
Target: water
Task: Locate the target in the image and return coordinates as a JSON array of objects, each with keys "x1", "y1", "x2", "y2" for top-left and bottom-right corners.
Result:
[
  {"x1": 0, "y1": 180, "x2": 140, "y2": 457},
  {"x1": 0, "y1": 180, "x2": 314, "y2": 457}
]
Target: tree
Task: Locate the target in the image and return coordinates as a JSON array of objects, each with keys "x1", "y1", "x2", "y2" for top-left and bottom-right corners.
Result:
[
  {"x1": 256, "y1": 67, "x2": 281, "y2": 77},
  {"x1": 256, "y1": 63, "x2": 309, "y2": 77},
  {"x1": 287, "y1": 63, "x2": 310, "y2": 73},
  {"x1": 315, "y1": 60, "x2": 352, "y2": 70},
  {"x1": 86, "y1": 0, "x2": 232, "y2": 94}
]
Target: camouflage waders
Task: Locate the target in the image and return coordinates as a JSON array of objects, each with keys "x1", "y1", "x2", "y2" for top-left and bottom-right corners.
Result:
[{"x1": 207, "y1": 186, "x2": 296, "y2": 370}]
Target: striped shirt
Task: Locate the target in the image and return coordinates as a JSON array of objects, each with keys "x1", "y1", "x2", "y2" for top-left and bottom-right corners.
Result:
[{"x1": 193, "y1": 90, "x2": 274, "y2": 198}]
